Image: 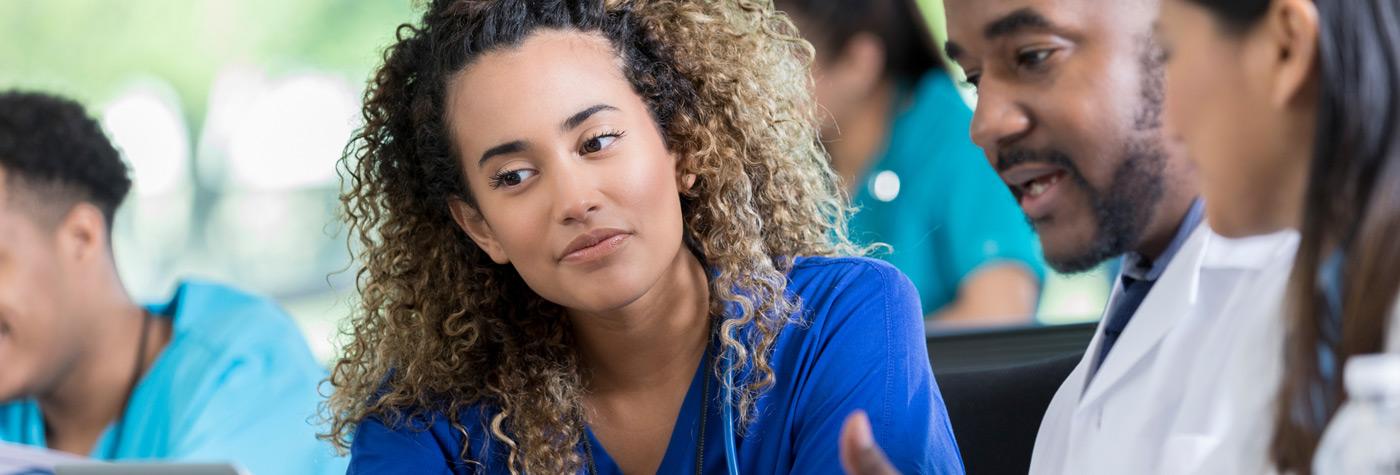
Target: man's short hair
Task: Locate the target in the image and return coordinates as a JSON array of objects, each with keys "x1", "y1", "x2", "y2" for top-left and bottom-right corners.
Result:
[{"x1": 0, "y1": 90, "x2": 132, "y2": 228}]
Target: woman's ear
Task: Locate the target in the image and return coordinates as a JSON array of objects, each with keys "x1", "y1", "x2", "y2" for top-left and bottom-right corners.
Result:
[
  {"x1": 674, "y1": 154, "x2": 697, "y2": 193},
  {"x1": 679, "y1": 173, "x2": 697, "y2": 193},
  {"x1": 1262, "y1": 0, "x2": 1321, "y2": 108},
  {"x1": 449, "y1": 198, "x2": 510, "y2": 264}
]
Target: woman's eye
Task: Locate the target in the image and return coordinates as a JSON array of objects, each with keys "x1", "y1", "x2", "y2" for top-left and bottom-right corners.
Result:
[
  {"x1": 489, "y1": 168, "x2": 537, "y2": 189},
  {"x1": 581, "y1": 131, "x2": 624, "y2": 155},
  {"x1": 963, "y1": 72, "x2": 982, "y2": 89}
]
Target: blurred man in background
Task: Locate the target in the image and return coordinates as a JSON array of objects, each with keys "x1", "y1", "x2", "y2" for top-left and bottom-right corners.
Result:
[{"x1": 0, "y1": 90, "x2": 344, "y2": 475}]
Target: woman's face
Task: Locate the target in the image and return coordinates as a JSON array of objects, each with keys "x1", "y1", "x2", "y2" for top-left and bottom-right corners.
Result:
[
  {"x1": 1158, "y1": 0, "x2": 1314, "y2": 237},
  {"x1": 446, "y1": 30, "x2": 692, "y2": 314}
]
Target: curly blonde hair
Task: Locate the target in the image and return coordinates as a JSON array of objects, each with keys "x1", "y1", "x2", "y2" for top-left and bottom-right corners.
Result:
[{"x1": 324, "y1": 0, "x2": 860, "y2": 472}]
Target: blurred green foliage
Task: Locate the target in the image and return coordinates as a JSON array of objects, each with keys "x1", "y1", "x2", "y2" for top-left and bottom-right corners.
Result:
[{"x1": 0, "y1": 0, "x2": 417, "y2": 123}]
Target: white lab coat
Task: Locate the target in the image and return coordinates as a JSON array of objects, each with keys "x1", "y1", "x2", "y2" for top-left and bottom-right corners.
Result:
[
  {"x1": 1165, "y1": 238, "x2": 1400, "y2": 474},
  {"x1": 1158, "y1": 230, "x2": 1298, "y2": 474},
  {"x1": 1028, "y1": 223, "x2": 1300, "y2": 475}
]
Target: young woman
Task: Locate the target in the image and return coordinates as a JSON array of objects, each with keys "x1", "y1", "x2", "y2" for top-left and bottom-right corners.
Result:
[
  {"x1": 1158, "y1": 0, "x2": 1400, "y2": 472},
  {"x1": 323, "y1": 1, "x2": 962, "y2": 474},
  {"x1": 775, "y1": 0, "x2": 1045, "y2": 326}
]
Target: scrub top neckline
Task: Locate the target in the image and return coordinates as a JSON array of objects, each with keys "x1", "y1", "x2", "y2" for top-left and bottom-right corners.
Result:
[
  {"x1": 95, "y1": 305, "x2": 177, "y2": 459},
  {"x1": 23, "y1": 303, "x2": 179, "y2": 459},
  {"x1": 581, "y1": 339, "x2": 719, "y2": 474}
]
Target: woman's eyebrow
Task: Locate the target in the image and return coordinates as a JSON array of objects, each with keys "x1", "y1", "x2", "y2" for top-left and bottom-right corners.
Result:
[
  {"x1": 479, "y1": 140, "x2": 527, "y2": 169},
  {"x1": 562, "y1": 104, "x2": 618, "y2": 131}
]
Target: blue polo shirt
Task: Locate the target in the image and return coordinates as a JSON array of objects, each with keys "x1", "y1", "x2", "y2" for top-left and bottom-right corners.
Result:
[
  {"x1": 0, "y1": 280, "x2": 346, "y2": 475},
  {"x1": 346, "y1": 256, "x2": 963, "y2": 474}
]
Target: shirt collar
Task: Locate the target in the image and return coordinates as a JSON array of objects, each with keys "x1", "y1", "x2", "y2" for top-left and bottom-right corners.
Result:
[{"x1": 1121, "y1": 198, "x2": 1205, "y2": 282}]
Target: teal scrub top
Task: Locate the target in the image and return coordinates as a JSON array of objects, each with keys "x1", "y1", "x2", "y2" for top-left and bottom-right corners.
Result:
[
  {"x1": 0, "y1": 280, "x2": 346, "y2": 475},
  {"x1": 849, "y1": 70, "x2": 1045, "y2": 317}
]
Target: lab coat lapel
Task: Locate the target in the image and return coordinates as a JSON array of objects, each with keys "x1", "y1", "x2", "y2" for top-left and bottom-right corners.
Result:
[{"x1": 1079, "y1": 225, "x2": 1212, "y2": 407}]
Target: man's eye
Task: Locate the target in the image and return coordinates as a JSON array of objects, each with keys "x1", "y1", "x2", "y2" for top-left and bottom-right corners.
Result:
[{"x1": 1017, "y1": 49, "x2": 1055, "y2": 68}]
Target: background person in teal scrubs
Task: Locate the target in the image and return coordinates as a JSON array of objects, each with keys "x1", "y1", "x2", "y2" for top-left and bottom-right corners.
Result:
[
  {"x1": 0, "y1": 91, "x2": 344, "y2": 475},
  {"x1": 778, "y1": 0, "x2": 1046, "y2": 326}
]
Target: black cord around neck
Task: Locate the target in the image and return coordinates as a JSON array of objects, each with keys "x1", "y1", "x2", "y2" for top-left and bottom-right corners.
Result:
[{"x1": 107, "y1": 310, "x2": 153, "y2": 458}]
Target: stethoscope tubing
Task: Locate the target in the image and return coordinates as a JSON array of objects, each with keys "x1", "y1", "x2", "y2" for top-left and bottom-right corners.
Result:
[{"x1": 722, "y1": 351, "x2": 739, "y2": 475}]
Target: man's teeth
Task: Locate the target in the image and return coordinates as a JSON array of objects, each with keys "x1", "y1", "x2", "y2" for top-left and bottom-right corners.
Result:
[
  {"x1": 1022, "y1": 173, "x2": 1061, "y2": 199},
  {"x1": 1027, "y1": 180, "x2": 1049, "y2": 198}
]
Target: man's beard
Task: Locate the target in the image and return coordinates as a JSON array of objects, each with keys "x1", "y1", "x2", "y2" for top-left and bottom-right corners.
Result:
[{"x1": 999, "y1": 138, "x2": 1166, "y2": 274}]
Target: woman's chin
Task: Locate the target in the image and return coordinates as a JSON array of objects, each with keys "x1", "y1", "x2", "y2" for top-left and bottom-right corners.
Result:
[{"x1": 554, "y1": 285, "x2": 649, "y2": 316}]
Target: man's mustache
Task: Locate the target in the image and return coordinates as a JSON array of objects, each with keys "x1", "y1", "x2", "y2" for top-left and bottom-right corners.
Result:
[{"x1": 996, "y1": 148, "x2": 1077, "y2": 173}]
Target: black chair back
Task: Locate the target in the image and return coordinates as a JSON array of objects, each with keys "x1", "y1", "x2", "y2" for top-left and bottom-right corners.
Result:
[{"x1": 928, "y1": 323, "x2": 1096, "y2": 474}]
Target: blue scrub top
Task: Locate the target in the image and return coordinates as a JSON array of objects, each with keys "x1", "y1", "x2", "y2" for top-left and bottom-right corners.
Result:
[
  {"x1": 0, "y1": 280, "x2": 347, "y2": 475},
  {"x1": 849, "y1": 70, "x2": 1045, "y2": 316},
  {"x1": 347, "y1": 256, "x2": 963, "y2": 474}
]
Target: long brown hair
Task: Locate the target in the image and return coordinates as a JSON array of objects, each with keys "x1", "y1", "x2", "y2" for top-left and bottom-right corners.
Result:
[
  {"x1": 1182, "y1": 0, "x2": 1400, "y2": 471},
  {"x1": 322, "y1": 0, "x2": 859, "y2": 473}
]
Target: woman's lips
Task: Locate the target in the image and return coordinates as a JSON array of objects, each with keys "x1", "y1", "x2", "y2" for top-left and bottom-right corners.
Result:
[{"x1": 561, "y1": 230, "x2": 632, "y2": 264}]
